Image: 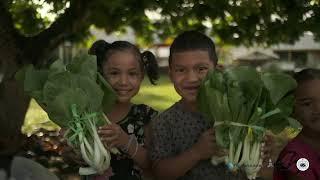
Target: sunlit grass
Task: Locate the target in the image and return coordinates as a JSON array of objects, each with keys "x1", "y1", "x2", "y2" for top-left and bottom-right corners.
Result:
[
  {"x1": 132, "y1": 74, "x2": 181, "y2": 111},
  {"x1": 22, "y1": 74, "x2": 180, "y2": 134}
]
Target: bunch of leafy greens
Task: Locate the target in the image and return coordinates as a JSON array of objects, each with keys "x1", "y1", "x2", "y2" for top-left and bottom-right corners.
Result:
[
  {"x1": 197, "y1": 66, "x2": 300, "y2": 179},
  {"x1": 16, "y1": 55, "x2": 119, "y2": 175}
]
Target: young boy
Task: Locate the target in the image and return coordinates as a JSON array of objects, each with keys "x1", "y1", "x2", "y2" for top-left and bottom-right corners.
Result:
[{"x1": 149, "y1": 31, "x2": 247, "y2": 180}]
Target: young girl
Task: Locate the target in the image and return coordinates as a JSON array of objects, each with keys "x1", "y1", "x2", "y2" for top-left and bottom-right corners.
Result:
[
  {"x1": 273, "y1": 68, "x2": 320, "y2": 180},
  {"x1": 85, "y1": 40, "x2": 159, "y2": 180}
]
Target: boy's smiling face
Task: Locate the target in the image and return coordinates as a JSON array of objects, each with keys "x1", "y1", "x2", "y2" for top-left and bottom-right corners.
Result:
[
  {"x1": 169, "y1": 50, "x2": 215, "y2": 105},
  {"x1": 294, "y1": 79, "x2": 320, "y2": 133}
]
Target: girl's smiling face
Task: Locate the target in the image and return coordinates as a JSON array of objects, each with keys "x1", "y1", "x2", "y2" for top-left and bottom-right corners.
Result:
[
  {"x1": 294, "y1": 79, "x2": 320, "y2": 133},
  {"x1": 103, "y1": 50, "x2": 143, "y2": 103}
]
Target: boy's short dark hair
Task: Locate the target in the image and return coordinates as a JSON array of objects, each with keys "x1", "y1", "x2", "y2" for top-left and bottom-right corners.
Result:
[
  {"x1": 169, "y1": 31, "x2": 218, "y2": 66},
  {"x1": 294, "y1": 68, "x2": 320, "y2": 84}
]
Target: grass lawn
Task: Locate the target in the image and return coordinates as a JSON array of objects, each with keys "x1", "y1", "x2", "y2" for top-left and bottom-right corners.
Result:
[
  {"x1": 132, "y1": 73, "x2": 181, "y2": 111},
  {"x1": 22, "y1": 73, "x2": 180, "y2": 135}
]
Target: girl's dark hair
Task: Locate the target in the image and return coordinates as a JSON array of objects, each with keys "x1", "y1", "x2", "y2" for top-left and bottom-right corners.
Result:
[
  {"x1": 88, "y1": 40, "x2": 159, "y2": 85},
  {"x1": 169, "y1": 30, "x2": 218, "y2": 66},
  {"x1": 294, "y1": 68, "x2": 320, "y2": 84}
]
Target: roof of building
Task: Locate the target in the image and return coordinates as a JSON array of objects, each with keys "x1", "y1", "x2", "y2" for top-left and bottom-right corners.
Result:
[
  {"x1": 236, "y1": 51, "x2": 279, "y2": 61},
  {"x1": 273, "y1": 33, "x2": 320, "y2": 51}
]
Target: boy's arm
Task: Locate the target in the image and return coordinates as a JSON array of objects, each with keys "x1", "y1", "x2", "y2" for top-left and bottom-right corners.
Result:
[
  {"x1": 151, "y1": 128, "x2": 216, "y2": 179},
  {"x1": 152, "y1": 146, "x2": 201, "y2": 180}
]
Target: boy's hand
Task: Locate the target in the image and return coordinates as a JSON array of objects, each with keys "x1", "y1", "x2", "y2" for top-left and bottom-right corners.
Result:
[
  {"x1": 98, "y1": 124, "x2": 130, "y2": 149},
  {"x1": 192, "y1": 128, "x2": 218, "y2": 160}
]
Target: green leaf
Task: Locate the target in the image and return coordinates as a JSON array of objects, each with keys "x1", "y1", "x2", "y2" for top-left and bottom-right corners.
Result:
[
  {"x1": 43, "y1": 72, "x2": 74, "y2": 103},
  {"x1": 287, "y1": 117, "x2": 302, "y2": 130},
  {"x1": 46, "y1": 88, "x2": 87, "y2": 127},
  {"x1": 261, "y1": 73, "x2": 297, "y2": 105},
  {"x1": 208, "y1": 69, "x2": 225, "y2": 92},
  {"x1": 66, "y1": 55, "x2": 97, "y2": 80},
  {"x1": 24, "y1": 67, "x2": 48, "y2": 93},
  {"x1": 224, "y1": 66, "x2": 261, "y2": 84},
  {"x1": 97, "y1": 73, "x2": 117, "y2": 113},
  {"x1": 197, "y1": 80, "x2": 212, "y2": 123},
  {"x1": 75, "y1": 75, "x2": 104, "y2": 111},
  {"x1": 215, "y1": 125, "x2": 230, "y2": 148},
  {"x1": 265, "y1": 116, "x2": 289, "y2": 134},
  {"x1": 15, "y1": 65, "x2": 49, "y2": 102},
  {"x1": 197, "y1": 66, "x2": 298, "y2": 150},
  {"x1": 48, "y1": 58, "x2": 66, "y2": 77}
]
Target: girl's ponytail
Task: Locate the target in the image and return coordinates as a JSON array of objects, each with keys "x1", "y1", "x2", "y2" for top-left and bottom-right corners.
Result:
[
  {"x1": 141, "y1": 51, "x2": 159, "y2": 85},
  {"x1": 88, "y1": 40, "x2": 110, "y2": 73}
]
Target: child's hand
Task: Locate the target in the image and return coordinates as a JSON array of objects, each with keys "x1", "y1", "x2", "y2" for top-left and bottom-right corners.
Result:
[
  {"x1": 60, "y1": 143, "x2": 86, "y2": 165},
  {"x1": 98, "y1": 124, "x2": 130, "y2": 149},
  {"x1": 59, "y1": 129, "x2": 86, "y2": 165},
  {"x1": 261, "y1": 134, "x2": 273, "y2": 163},
  {"x1": 192, "y1": 128, "x2": 218, "y2": 160}
]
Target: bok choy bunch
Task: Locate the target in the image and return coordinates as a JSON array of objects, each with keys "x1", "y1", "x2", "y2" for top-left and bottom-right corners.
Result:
[
  {"x1": 197, "y1": 66, "x2": 300, "y2": 179},
  {"x1": 16, "y1": 55, "x2": 119, "y2": 175}
]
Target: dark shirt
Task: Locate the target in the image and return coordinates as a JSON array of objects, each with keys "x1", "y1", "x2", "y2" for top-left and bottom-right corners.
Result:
[
  {"x1": 84, "y1": 104, "x2": 158, "y2": 180},
  {"x1": 150, "y1": 101, "x2": 247, "y2": 180}
]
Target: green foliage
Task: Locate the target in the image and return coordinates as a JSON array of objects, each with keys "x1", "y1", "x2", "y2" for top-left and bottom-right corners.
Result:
[
  {"x1": 16, "y1": 57, "x2": 117, "y2": 128},
  {"x1": 197, "y1": 66, "x2": 301, "y2": 177},
  {"x1": 6, "y1": 0, "x2": 320, "y2": 45},
  {"x1": 10, "y1": 0, "x2": 51, "y2": 36},
  {"x1": 197, "y1": 66, "x2": 300, "y2": 148}
]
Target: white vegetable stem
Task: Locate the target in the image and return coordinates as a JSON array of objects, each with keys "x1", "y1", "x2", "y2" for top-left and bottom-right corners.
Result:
[
  {"x1": 240, "y1": 130, "x2": 263, "y2": 180},
  {"x1": 102, "y1": 113, "x2": 120, "y2": 154},
  {"x1": 77, "y1": 119, "x2": 112, "y2": 175},
  {"x1": 211, "y1": 129, "x2": 264, "y2": 180}
]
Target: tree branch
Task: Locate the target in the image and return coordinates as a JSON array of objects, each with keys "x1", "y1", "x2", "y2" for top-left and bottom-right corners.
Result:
[
  {"x1": 0, "y1": 0, "x2": 23, "y2": 51},
  {"x1": 25, "y1": 0, "x2": 94, "y2": 64}
]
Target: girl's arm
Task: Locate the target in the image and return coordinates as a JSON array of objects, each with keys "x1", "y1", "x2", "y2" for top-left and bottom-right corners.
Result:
[{"x1": 127, "y1": 124, "x2": 153, "y2": 175}]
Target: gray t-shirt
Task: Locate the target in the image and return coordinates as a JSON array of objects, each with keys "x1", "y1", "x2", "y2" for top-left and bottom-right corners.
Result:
[{"x1": 150, "y1": 101, "x2": 246, "y2": 180}]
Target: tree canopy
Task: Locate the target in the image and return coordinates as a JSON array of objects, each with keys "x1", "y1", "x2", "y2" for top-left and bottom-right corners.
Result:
[{"x1": 6, "y1": 0, "x2": 320, "y2": 46}]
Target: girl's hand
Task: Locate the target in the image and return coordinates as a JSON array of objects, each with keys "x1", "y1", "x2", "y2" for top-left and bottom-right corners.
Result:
[{"x1": 98, "y1": 124, "x2": 130, "y2": 149}]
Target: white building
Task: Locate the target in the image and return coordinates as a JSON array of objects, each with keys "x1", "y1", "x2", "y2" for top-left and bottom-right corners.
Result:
[{"x1": 230, "y1": 33, "x2": 320, "y2": 71}]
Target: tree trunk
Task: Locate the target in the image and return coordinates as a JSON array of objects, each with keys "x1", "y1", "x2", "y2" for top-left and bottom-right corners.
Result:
[
  {"x1": 0, "y1": 0, "x2": 29, "y2": 158},
  {"x1": 0, "y1": 78, "x2": 30, "y2": 155},
  {"x1": 0, "y1": 0, "x2": 92, "y2": 161}
]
